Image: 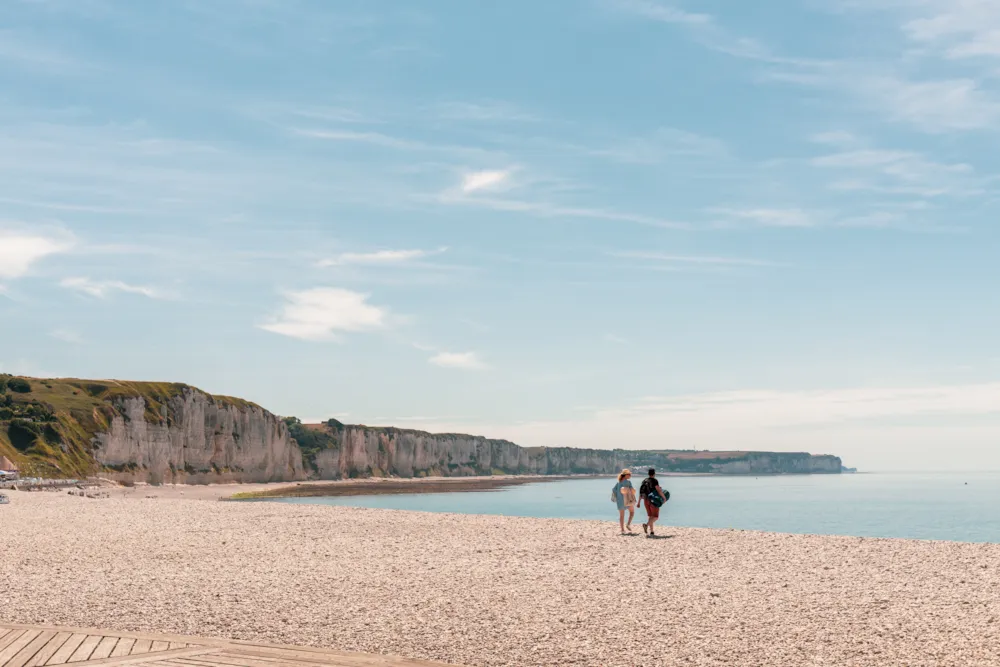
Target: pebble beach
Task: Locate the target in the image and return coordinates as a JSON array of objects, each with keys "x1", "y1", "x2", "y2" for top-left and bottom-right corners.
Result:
[{"x1": 2, "y1": 491, "x2": 999, "y2": 666}]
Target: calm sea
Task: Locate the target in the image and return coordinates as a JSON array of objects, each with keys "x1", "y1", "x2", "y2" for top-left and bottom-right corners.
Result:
[{"x1": 260, "y1": 472, "x2": 1000, "y2": 543}]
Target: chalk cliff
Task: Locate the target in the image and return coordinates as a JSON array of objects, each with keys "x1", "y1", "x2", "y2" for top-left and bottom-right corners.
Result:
[
  {"x1": 296, "y1": 421, "x2": 842, "y2": 479},
  {"x1": 0, "y1": 376, "x2": 304, "y2": 482},
  {"x1": 95, "y1": 391, "x2": 305, "y2": 484},
  {"x1": 1, "y1": 374, "x2": 842, "y2": 483}
]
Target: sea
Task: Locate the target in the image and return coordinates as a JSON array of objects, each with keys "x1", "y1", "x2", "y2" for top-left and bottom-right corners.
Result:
[{"x1": 259, "y1": 472, "x2": 1000, "y2": 543}]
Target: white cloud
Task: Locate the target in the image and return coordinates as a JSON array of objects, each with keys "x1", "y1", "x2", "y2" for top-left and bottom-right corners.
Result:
[
  {"x1": 710, "y1": 208, "x2": 817, "y2": 228},
  {"x1": 318, "y1": 246, "x2": 448, "y2": 267},
  {"x1": 428, "y1": 351, "x2": 489, "y2": 371},
  {"x1": 0, "y1": 229, "x2": 72, "y2": 278},
  {"x1": 899, "y1": 0, "x2": 1000, "y2": 60},
  {"x1": 259, "y1": 287, "x2": 387, "y2": 341},
  {"x1": 461, "y1": 169, "x2": 510, "y2": 193},
  {"x1": 60, "y1": 277, "x2": 164, "y2": 299},
  {"x1": 864, "y1": 76, "x2": 1000, "y2": 132}
]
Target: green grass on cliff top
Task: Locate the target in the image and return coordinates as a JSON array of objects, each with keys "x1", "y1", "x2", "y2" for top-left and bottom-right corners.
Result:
[{"x1": 0, "y1": 376, "x2": 263, "y2": 477}]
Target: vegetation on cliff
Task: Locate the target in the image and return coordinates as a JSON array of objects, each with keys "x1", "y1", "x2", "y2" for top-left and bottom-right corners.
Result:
[{"x1": 0, "y1": 375, "x2": 263, "y2": 478}]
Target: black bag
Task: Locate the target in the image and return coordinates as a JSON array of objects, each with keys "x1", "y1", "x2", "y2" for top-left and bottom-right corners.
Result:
[{"x1": 641, "y1": 478, "x2": 669, "y2": 507}]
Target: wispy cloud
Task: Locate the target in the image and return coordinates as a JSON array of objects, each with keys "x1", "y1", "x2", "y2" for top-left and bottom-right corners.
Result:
[
  {"x1": 614, "y1": 0, "x2": 1000, "y2": 133},
  {"x1": 611, "y1": 251, "x2": 778, "y2": 267},
  {"x1": 292, "y1": 127, "x2": 493, "y2": 159},
  {"x1": 439, "y1": 190, "x2": 690, "y2": 229},
  {"x1": 428, "y1": 351, "x2": 490, "y2": 371},
  {"x1": 0, "y1": 228, "x2": 73, "y2": 279},
  {"x1": 59, "y1": 277, "x2": 167, "y2": 299},
  {"x1": 432, "y1": 101, "x2": 538, "y2": 123},
  {"x1": 461, "y1": 169, "x2": 511, "y2": 193},
  {"x1": 587, "y1": 127, "x2": 729, "y2": 165},
  {"x1": 606, "y1": 0, "x2": 784, "y2": 62},
  {"x1": 259, "y1": 287, "x2": 387, "y2": 342},
  {"x1": 810, "y1": 143, "x2": 983, "y2": 198},
  {"x1": 893, "y1": 0, "x2": 1000, "y2": 61},
  {"x1": 293, "y1": 128, "x2": 430, "y2": 151},
  {"x1": 709, "y1": 208, "x2": 818, "y2": 228},
  {"x1": 606, "y1": 0, "x2": 712, "y2": 26},
  {"x1": 318, "y1": 246, "x2": 448, "y2": 267},
  {"x1": 860, "y1": 76, "x2": 1000, "y2": 133}
]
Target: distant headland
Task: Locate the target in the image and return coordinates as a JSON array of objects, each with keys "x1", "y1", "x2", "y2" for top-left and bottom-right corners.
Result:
[{"x1": 0, "y1": 374, "x2": 843, "y2": 484}]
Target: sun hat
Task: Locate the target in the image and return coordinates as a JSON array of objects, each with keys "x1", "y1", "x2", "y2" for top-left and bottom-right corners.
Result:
[{"x1": 620, "y1": 468, "x2": 631, "y2": 477}]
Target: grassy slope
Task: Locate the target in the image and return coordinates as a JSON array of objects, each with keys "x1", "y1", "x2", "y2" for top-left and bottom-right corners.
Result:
[{"x1": 0, "y1": 376, "x2": 256, "y2": 478}]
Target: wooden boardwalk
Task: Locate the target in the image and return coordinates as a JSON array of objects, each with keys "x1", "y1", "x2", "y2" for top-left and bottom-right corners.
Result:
[{"x1": 0, "y1": 625, "x2": 459, "y2": 667}]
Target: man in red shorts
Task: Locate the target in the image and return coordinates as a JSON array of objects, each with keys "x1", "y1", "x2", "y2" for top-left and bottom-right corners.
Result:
[{"x1": 639, "y1": 468, "x2": 667, "y2": 537}]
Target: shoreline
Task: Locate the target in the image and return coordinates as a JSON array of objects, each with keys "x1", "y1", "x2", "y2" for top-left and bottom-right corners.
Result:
[
  {"x1": 224, "y1": 474, "x2": 586, "y2": 499},
  {"x1": 2, "y1": 492, "x2": 998, "y2": 666},
  {"x1": 7, "y1": 469, "x2": 853, "y2": 500}
]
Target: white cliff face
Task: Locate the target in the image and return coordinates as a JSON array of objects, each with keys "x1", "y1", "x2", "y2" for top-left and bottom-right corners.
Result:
[
  {"x1": 93, "y1": 390, "x2": 304, "y2": 484},
  {"x1": 312, "y1": 428, "x2": 620, "y2": 479},
  {"x1": 309, "y1": 426, "x2": 843, "y2": 479},
  {"x1": 712, "y1": 453, "x2": 842, "y2": 474}
]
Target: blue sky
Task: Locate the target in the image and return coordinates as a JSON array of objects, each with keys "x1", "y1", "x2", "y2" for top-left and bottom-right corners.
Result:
[{"x1": 2, "y1": 0, "x2": 1000, "y2": 470}]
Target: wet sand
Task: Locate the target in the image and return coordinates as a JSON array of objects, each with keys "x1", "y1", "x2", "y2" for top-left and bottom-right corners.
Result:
[
  {"x1": 2, "y1": 491, "x2": 999, "y2": 666},
  {"x1": 225, "y1": 475, "x2": 582, "y2": 498}
]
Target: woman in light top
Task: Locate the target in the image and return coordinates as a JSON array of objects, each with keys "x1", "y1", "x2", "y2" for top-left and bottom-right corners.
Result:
[{"x1": 613, "y1": 468, "x2": 637, "y2": 534}]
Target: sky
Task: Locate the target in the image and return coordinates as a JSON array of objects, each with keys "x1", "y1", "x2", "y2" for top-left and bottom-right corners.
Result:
[{"x1": 2, "y1": 0, "x2": 1000, "y2": 471}]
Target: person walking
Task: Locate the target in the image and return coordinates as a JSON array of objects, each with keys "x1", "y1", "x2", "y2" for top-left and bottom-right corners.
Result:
[
  {"x1": 612, "y1": 468, "x2": 637, "y2": 534},
  {"x1": 639, "y1": 468, "x2": 668, "y2": 537}
]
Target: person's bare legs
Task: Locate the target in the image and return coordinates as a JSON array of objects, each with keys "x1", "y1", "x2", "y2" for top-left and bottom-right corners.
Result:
[
  {"x1": 618, "y1": 508, "x2": 626, "y2": 533},
  {"x1": 647, "y1": 514, "x2": 657, "y2": 536},
  {"x1": 626, "y1": 507, "x2": 635, "y2": 531}
]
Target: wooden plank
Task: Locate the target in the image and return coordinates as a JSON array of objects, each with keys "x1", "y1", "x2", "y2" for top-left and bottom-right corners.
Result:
[
  {"x1": 0, "y1": 631, "x2": 42, "y2": 666},
  {"x1": 67, "y1": 636, "x2": 102, "y2": 663},
  {"x1": 222, "y1": 647, "x2": 433, "y2": 667},
  {"x1": 150, "y1": 644, "x2": 170, "y2": 653},
  {"x1": 130, "y1": 641, "x2": 152, "y2": 656},
  {"x1": 6, "y1": 631, "x2": 55, "y2": 667},
  {"x1": 0, "y1": 628, "x2": 459, "y2": 667},
  {"x1": 72, "y1": 647, "x2": 219, "y2": 667},
  {"x1": 1, "y1": 627, "x2": 213, "y2": 650},
  {"x1": 46, "y1": 634, "x2": 87, "y2": 666},
  {"x1": 109, "y1": 640, "x2": 135, "y2": 659},
  {"x1": 0, "y1": 632, "x2": 29, "y2": 655},
  {"x1": 89, "y1": 638, "x2": 119, "y2": 661},
  {"x1": 167, "y1": 656, "x2": 309, "y2": 667},
  {"x1": 159, "y1": 659, "x2": 300, "y2": 667},
  {"x1": 27, "y1": 633, "x2": 72, "y2": 667}
]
